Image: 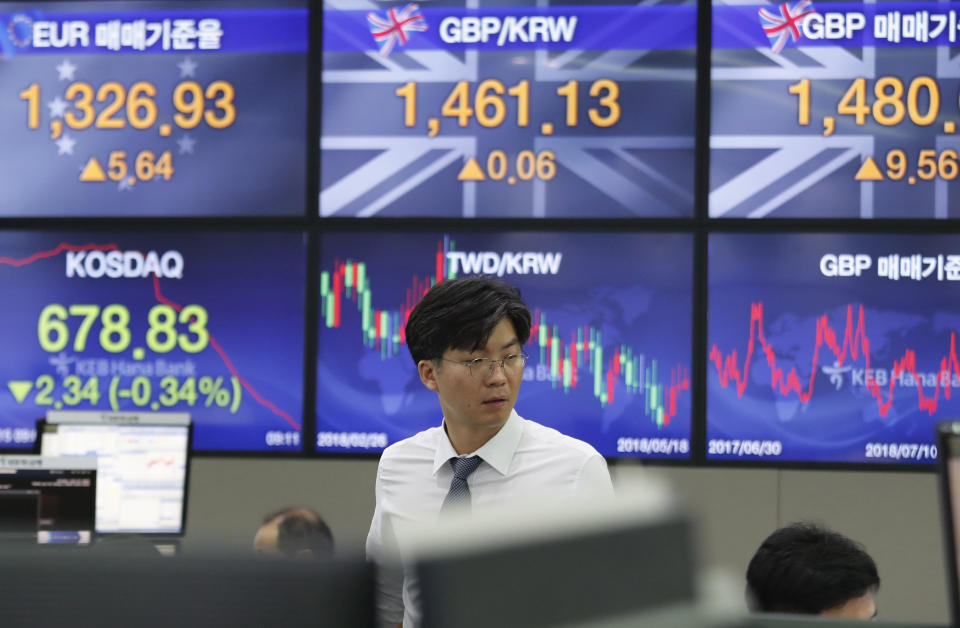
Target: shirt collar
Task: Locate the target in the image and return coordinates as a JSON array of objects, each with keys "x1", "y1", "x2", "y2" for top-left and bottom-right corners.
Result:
[{"x1": 432, "y1": 409, "x2": 524, "y2": 477}]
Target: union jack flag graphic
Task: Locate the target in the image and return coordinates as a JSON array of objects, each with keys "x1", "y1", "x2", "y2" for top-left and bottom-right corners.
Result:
[
  {"x1": 758, "y1": 0, "x2": 818, "y2": 53},
  {"x1": 367, "y1": 3, "x2": 427, "y2": 58}
]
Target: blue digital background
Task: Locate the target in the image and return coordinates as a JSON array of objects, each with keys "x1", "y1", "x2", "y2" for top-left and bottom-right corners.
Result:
[
  {"x1": 711, "y1": 0, "x2": 960, "y2": 218},
  {"x1": 708, "y1": 233, "x2": 960, "y2": 463},
  {"x1": 0, "y1": 231, "x2": 306, "y2": 452},
  {"x1": 316, "y1": 231, "x2": 693, "y2": 458},
  {"x1": 0, "y1": 1, "x2": 307, "y2": 216},
  {"x1": 321, "y1": 0, "x2": 696, "y2": 218}
]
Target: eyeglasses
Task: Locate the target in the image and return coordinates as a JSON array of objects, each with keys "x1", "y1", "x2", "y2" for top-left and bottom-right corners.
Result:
[{"x1": 440, "y1": 354, "x2": 529, "y2": 380}]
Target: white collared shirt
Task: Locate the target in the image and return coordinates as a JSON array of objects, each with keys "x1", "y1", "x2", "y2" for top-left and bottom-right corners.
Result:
[{"x1": 365, "y1": 409, "x2": 614, "y2": 628}]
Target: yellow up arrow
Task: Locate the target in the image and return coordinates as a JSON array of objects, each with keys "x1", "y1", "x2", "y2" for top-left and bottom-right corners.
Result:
[
  {"x1": 854, "y1": 157, "x2": 883, "y2": 181},
  {"x1": 79, "y1": 157, "x2": 107, "y2": 182},
  {"x1": 457, "y1": 158, "x2": 486, "y2": 181}
]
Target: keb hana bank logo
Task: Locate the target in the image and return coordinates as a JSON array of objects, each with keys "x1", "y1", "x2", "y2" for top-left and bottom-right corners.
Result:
[{"x1": 758, "y1": 0, "x2": 818, "y2": 53}]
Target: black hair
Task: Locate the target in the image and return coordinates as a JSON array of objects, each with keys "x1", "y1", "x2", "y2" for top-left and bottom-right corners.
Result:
[
  {"x1": 404, "y1": 276, "x2": 532, "y2": 364},
  {"x1": 263, "y1": 508, "x2": 334, "y2": 559},
  {"x1": 746, "y1": 522, "x2": 879, "y2": 615}
]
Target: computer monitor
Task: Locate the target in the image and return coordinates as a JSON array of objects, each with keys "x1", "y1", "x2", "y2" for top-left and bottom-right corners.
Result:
[
  {"x1": 0, "y1": 455, "x2": 96, "y2": 545},
  {"x1": 937, "y1": 421, "x2": 960, "y2": 627},
  {"x1": 739, "y1": 616, "x2": 946, "y2": 628},
  {"x1": 565, "y1": 611, "x2": 946, "y2": 628},
  {"x1": 38, "y1": 411, "x2": 191, "y2": 535},
  {"x1": 0, "y1": 551, "x2": 375, "y2": 628},
  {"x1": 417, "y1": 517, "x2": 695, "y2": 628},
  {"x1": 409, "y1": 484, "x2": 695, "y2": 628}
]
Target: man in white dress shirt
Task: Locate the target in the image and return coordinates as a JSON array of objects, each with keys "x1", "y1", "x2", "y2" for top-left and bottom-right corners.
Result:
[{"x1": 366, "y1": 276, "x2": 614, "y2": 628}]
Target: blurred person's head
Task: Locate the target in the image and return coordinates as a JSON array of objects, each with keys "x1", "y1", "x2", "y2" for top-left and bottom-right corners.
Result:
[
  {"x1": 254, "y1": 507, "x2": 333, "y2": 559},
  {"x1": 746, "y1": 522, "x2": 879, "y2": 619}
]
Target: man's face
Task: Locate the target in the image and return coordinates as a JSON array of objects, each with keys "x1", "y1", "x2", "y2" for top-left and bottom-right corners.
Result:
[
  {"x1": 418, "y1": 318, "x2": 524, "y2": 435},
  {"x1": 820, "y1": 591, "x2": 877, "y2": 620}
]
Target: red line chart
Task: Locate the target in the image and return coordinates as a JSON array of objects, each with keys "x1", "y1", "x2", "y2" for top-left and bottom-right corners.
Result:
[{"x1": 710, "y1": 302, "x2": 960, "y2": 417}]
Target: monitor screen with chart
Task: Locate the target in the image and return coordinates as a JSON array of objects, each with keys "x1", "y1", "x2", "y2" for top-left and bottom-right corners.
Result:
[
  {"x1": 708, "y1": 232, "x2": 960, "y2": 464},
  {"x1": 316, "y1": 230, "x2": 693, "y2": 459}
]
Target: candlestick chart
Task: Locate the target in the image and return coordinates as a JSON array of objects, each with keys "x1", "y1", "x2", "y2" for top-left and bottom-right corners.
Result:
[{"x1": 316, "y1": 231, "x2": 693, "y2": 458}]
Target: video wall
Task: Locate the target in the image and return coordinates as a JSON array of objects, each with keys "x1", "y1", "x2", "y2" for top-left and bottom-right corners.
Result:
[{"x1": 1, "y1": 0, "x2": 956, "y2": 466}]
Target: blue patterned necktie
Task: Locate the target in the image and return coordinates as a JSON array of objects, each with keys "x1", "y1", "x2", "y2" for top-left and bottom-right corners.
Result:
[{"x1": 440, "y1": 456, "x2": 483, "y2": 514}]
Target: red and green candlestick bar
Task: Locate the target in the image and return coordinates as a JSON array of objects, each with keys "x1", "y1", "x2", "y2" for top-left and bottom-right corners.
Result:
[
  {"x1": 319, "y1": 241, "x2": 456, "y2": 358},
  {"x1": 530, "y1": 310, "x2": 689, "y2": 427}
]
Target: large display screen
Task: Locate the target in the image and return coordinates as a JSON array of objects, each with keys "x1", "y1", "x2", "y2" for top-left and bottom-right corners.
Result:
[
  {"x1": 321, "y1": 1, "x2": 696, "y2": 218},
  {"x1": 0, "y1": 1, "x2": 307, "y2": 216},
  {"x1": 712, "y1": 0, "x2": 960, "y2": 218},
  {"x1": 0, "y1": 231, "x2": 306, "y2": 452},
  {"x1": 316, "y1": 231, "x2": 693, "y2": 459},
  {"x1": 707, "y1": 233, "x2": 960, "y2": 464}
]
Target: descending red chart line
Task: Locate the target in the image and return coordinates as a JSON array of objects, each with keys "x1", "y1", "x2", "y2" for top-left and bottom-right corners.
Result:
[
  {"x1": 151, "y1": 276, "x2": 300, "y2": 430},
  {"x1": 0, "y1": 243, "x2": 300, "y2": 431},
  {"x1": 710, "y1": 302, "x2": 960, "y2": 417}
]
